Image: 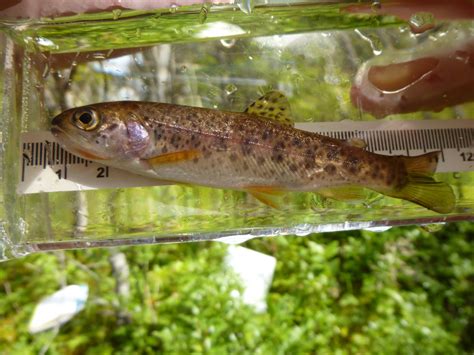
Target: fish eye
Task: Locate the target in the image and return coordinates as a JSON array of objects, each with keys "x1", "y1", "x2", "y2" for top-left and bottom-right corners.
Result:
[{"x1": 73, "y1": 108, "x2": 100, "y2": 131}]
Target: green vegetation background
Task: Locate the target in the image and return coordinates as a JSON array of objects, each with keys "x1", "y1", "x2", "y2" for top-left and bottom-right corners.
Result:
[{"x1": 0, "y1": 222, "x2": 472, "y2": 354}]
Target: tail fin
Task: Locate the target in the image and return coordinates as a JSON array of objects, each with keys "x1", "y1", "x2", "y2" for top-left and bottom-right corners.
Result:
[{"x1": 384, "y1": 151, "x2": 456, "y2": 214}]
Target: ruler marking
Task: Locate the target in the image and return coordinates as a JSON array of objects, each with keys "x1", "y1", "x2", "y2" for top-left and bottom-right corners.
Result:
[
  {"x1": 380, "y1": 131, "x2": 386, "y2": 152},
  {"x1": 427, "y1": 129, "x2": 433, "y2": 150},
  {"x1": 19, "y1": 122, "x2": 474, "y2": 194},
  {"x1": 394, "y1": 130, "x2": 400, "y2": 151},
  {"x1": 402, "y1": 130, "x2": 409, "y2": 155},
  {"x1": 454, "y1": 128, "x2": 460, "y2": 151},
  {"x1": 38, "y1": 142, "x2": 43, "y2": 167},
  {"x1": 31, "y1": 142, "x2": 35, "y2": 167},
  {"x1": 434, "y1": 129, "x2": 445, "y2": 162},
  {"x1": 449, "y1": 128, "x2": 456, "y2": 149},
  {"x1": 461, "y1": 128, "x2": 467, "y2": 149},
  {"x1": 388, "y1": 130, "x2": 394, "y2": 154},
  {"x1": 464, "y1": 128, "x2": 470, "y2": 147},
  {"x1": 426, "y1": 129, "x2": 432, "y2": 150},
  {"x1": 384, "y1": 131, "x2": 392, "y2": 155},
  {"x1": 377, "y1": 130, "x2": 382, "y2": 151},
  {"x1": 407, "y1": 130, "x2": 413, "y2": 151}
]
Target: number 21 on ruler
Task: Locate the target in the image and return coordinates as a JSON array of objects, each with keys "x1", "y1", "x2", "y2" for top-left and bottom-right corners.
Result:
[{"x1": 97, "y1": 166, "x2": 109, "y2": 178}]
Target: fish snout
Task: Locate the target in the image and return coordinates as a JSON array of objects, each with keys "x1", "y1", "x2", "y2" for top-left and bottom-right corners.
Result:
[
  {"x1": 51, "y1": 114, "x2": 66, "y2": 137},
  {"x1": 51, "y1": 114, "x2": 62, "y2": 127}
]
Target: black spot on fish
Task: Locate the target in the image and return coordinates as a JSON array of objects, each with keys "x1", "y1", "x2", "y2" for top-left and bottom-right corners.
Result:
[
  {"x1": 262, "y1": 129, "x2": 272, "y2": 140},
  {"x1": 269, "y1": 107, "x2": 275, "y2": 111},
  {"x1": 257, "y1": 156, "x2": 265, "y2": 165},
  {"x1": 217, "y1": 137, "x2": 227, "y2": 151},
  {"x1": 274, "y1": 154, "x2": 284, "y2": 163},
  {"x1": 162, "y1": 146, "x2": 168, "y2": 154},
  {"x1": 343, "y1": 156, "x2": 360, "y2": 175},
  {"x1": 324, "y1": 164, "x2": 336, "y2": 175},
  {"x1": 242, "y1": 138, "x2": 253, "y2": 155},
  {"x1": 230, "y1": 153, "x2": 238, "y2": 162},
  {"x1": 193, "y1": 157, "x2": 199, "y2": 163},
  {"x1": 243, "y1": 162, "x2": 249, "y2": 171},
  {"x1": 326, "y1": 146, "x2": 339, "y2": 161},
  {"x1": 289, "y1": 163, "x2": 297, "y2": 171},
  {"x1": 274, "y1": 141, "x2": 285, "y2": 150},
  {"x1": 292, "y1": 137, "x2": 302, "y2": 147},
  {"x1": 108, "y1": 123, "x2": 119, "y2": 131}
]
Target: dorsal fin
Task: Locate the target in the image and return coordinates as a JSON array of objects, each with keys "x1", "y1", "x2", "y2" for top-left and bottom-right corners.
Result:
[{"x1": 244, "y1": 91, "x2": 294, "y2": 126}]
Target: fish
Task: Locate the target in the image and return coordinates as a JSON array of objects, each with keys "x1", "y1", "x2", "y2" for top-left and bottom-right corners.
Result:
[{"x1": 50, "y1": 91, "x2": 455, "y2": 213}]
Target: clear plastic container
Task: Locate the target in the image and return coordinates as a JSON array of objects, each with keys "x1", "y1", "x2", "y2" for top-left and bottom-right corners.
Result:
[{"x1": 0, "y1": 0, "x2": 473, "y2": 260}]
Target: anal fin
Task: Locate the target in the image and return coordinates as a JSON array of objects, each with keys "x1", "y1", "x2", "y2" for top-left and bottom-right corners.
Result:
[{"x1": 316, "y1": 186, "x2": 367, "y2": 202}]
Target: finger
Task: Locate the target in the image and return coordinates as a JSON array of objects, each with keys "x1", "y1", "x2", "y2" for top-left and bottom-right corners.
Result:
[{"x1": 350, "y1": 40, "x2": 474, "y2": 118}]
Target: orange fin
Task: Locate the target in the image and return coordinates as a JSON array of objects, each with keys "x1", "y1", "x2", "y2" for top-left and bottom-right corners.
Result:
[
  {"x1": 246, "y1": 186, "x2": 285, "y2": 209},
  {"x1": 146, "y1": 150, "x2": 200, "y2": 166}
]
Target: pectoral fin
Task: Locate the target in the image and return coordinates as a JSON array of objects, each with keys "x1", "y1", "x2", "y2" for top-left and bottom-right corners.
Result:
[
  {"x1": 145, "y1": 150, "x2": 200, "y2": 167},
  {"x1": 245, "y1": 91, "x2": 294, "y2": 127}
]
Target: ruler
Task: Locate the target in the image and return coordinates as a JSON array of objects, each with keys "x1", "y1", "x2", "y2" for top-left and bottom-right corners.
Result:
[{"x1": 18, "y1": 119, "x2": 474, "y2": 194}]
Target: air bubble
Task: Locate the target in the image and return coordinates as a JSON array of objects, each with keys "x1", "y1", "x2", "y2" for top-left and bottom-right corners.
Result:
[
  {"x1": 199, "y1": 4, "x2": 210, "y2": 24},
  {"x1": 112, "y1": 9, "x2": 122, "y2": 20},
  {"x1": 225, "y1": 84, "x2": 237, "y2": 95},
  {"x1": 41, "y1": 62, "x2": 51, "y2": 79},
  {"x1": 236, "y1": 0, "x2": 254, "y2": 14},
  {"x1": 92, "y1": 52, "x2": 107, "y2": 59},
  {"x1": 169, "y1": 4, "x2": 179, "y2": 13},
  {"x1": 371, "y1": 1, "x2": 381, "y2": 11},
  {"x1": 409, "y1": 12, "x2": 435, "y2": 34},
  {"x1": 220, "y1": 39, "x2": 236, "y2": 48}
]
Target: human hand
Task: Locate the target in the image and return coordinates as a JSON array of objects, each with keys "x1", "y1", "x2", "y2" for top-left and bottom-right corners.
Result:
[
  {"x1": 347, "y1": 0, "x2": 474, "y2": 117},
  {"x1": 350, "y1": 40, "x2": 474, "y2": 118}
]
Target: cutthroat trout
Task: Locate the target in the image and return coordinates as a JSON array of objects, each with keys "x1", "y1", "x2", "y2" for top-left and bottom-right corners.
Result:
[{"x1": 51, "y1": 91, "x2": 455, "y2": 213}]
